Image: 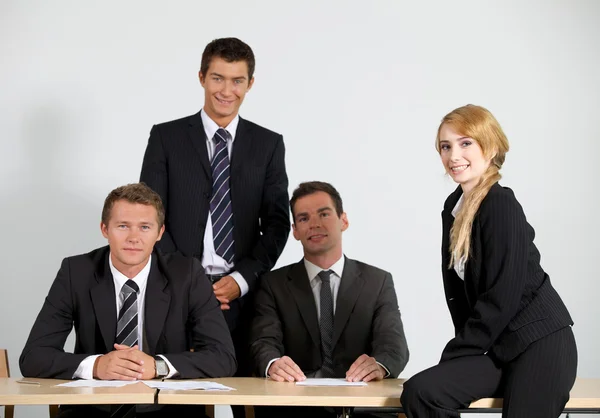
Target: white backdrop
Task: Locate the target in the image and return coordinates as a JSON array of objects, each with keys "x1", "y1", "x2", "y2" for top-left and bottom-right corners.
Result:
[{"x1": 1, "y1": 1, "x2": 599, "y2": 417}]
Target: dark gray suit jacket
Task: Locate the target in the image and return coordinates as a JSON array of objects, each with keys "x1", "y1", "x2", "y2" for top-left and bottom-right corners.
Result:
[
  {"x1": 250, "y1": 257, "x2": 409, "y2": 378},
  {"x1": 20, "y1": 246, "x2": 236, "y2": 379}
]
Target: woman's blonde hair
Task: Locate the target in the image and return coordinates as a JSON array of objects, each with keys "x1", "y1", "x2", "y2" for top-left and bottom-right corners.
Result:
[{"x1": 436, "y1": 105, "x2": 510, "y2": 265}]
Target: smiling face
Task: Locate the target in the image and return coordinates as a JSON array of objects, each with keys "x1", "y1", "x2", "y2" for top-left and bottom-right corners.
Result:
[
  {"x1": 438, "y1": 123, "x2": 492, "y2": 195},
  {"x1": 292, "y1": 191, "x2": 349, "y2": 263},
  {"x1": 199, "y1": 57, "x2": 254, "y2": 127},
  {"x1": 101, "y1": 200, "x2": 164, "y2": 278}
]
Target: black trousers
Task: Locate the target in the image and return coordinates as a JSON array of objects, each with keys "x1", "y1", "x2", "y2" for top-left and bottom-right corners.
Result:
[
  {"x1": 57, "y1": 404, "x2": 207, "y2": 418},
  {"x1": 254, "y1": 405, "x2": 397, "y2": 418},
  {"x1": 401, "y1": 326, "x2": 577, "y2": 418}
]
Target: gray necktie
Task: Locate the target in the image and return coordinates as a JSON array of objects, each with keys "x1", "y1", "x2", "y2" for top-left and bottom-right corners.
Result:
[
  {"x1": 318, "y1": 270, "x2": 335, "y2": 377},
  {"x1": 115, "y1": 280, "x2": 139, "y2": 347}
]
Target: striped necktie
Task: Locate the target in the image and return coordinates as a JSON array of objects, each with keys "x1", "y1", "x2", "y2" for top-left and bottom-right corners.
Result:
[
  {"x1": 210, "y1": 128, "x2": 235, "y2": 263},
  {"x1": 115, "y1": 279, "x2": 139, "y2": 347}
]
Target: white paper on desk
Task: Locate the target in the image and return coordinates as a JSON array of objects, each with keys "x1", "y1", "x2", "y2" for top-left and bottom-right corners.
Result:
[
  {"x1": 143, "y1": 381, "x2": 235, "y2": 391},
  {"x1": 57, "y1": 380, "x2": 139, "y2": 388},
  {"x1": 296, "y1": 378, "x2": 367, "y2": 387}
]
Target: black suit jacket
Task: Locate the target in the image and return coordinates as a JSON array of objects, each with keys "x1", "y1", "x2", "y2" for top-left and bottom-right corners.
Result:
[
  {"x1": 440, "y1": 183, "x2": 573, "y2": 363},
  {"x1": 250, "y1": 258, "x2": 409, "y2": 378},
  {"x1": 139, "y1": 112, "x2": 290, "y2": 305},
  {"x1": 19, "y1": 246, "x2": 237, "y2": 380}
]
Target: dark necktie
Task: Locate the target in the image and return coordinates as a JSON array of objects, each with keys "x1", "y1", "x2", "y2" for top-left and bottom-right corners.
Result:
[
  {"x1": 115, "y1": 279, "x2": 139, "y2": 347},
  {"x1": 318, "y1": 270, "x2": 335, "y2": 377},
  {"x1": 210, "y1": 128, "x2": 235, "y2": 263}
]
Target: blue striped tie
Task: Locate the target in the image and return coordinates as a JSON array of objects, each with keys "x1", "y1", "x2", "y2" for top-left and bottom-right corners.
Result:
[{"x1": 210, "y1": 128, "x2": 235, "y2": 263}]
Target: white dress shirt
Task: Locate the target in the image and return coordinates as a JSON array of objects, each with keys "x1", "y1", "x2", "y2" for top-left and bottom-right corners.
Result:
[
  {"x1": 266, "y1": 256, "x2": 389, "y2": 377},
  {"x1": 451, "y1": 194, "x2": 466, "y2": 280},
  {"x1": 200, "y1": 109, "x2": 248, "y2": 297},
  {"x1": 73, "y1": 254, "x2": 177, "y2": 379}
]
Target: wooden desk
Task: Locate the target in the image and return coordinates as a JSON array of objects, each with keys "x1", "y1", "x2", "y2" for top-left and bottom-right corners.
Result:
[
  {"x1": 158, "y1": 377, "x2": 404, "y2": 407},
  {"x1": 159, "y1": 378, "x2": 403, "y2": 418},
  {"x1": 158, "y1": 377, "x2": 600, "y2": 414},
  {"x1": 471, "y1": 378, "x2": 600, "y2": 411},
  {"x1": 0, "y1": 378, "x2": 156, "y2": 405}
]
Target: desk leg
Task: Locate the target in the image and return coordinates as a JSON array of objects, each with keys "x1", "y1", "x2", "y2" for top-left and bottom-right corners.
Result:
[
  {"x1": 338, "y1": 407, "x2": 351, "y2": 418},
  {"x1": 109, "y1": 404, "x2": 136, "y2": 418}
]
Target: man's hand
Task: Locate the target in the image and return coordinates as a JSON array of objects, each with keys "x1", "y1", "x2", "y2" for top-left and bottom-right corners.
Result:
[
  {"x1": 93, "y1": 345, "x2": 145, "y2": 380},
  {"x1": 113, "y1": 344, "x2": 156, "y2": 380},
  {"x1": 213, "y1": 276, "x2": 241, "y2": 310},
  {"x1": 345, "y1": 354, "x2": 386, "y2": 382},
  {"x1": 267, "y1": 356, "x2": 306, "y2": 382}
]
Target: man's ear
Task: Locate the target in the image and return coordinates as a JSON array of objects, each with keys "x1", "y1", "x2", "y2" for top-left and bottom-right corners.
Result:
[
  {"x1": 157, "y1": 224, "x2": 165, "y2": 241},
  {"x1": 101, "y1": 222, "x2": 109, "y2": 239},
  {"x1": 341, "y1": 213, "x2": 349, "y2": 232}
]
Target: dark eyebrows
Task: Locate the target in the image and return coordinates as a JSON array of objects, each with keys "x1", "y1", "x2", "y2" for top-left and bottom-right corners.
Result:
[
  {"x1": 317, "y1": 207, "x2": 333, "y2": 213},
  {"x1": 210, "y1": 71, "x2": 247, "y2": 81}
]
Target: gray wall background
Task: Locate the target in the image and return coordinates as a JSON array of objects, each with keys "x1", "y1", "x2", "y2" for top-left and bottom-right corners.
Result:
[{"x1": 1, "y1": 1, "x2": 599, "y2": 417}]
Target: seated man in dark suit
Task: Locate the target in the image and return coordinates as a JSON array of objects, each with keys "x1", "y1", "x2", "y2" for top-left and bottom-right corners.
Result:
[
  {"x1": 20, "y1": 183, "x2": 236, "y2": 418},
  {"x1": 250, "y1": 181, "x2": 409, "y2": 418}
]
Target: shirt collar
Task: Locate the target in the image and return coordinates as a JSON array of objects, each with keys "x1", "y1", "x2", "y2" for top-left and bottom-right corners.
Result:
[
  {"x1": 201, "y1": 109, "x2": 239, "y2": 142},
  {"x1": 451, "y1": 194, "x2": 464, "y2": 218},
  {"x1": 109, "y1": 253, "x2": 152, "y2": 294},
  {"x1": 304, "y1": 256, "x2": 345, "y2": 284}
]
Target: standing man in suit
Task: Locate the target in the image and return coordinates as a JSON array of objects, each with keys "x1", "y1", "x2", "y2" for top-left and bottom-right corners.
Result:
[
  {"x1": 250, "y1": 181, "x2": 409, "y2": 418},
  {"x1": 20, "y1": 183, "x2": 236, "y2": 417},
  {"x1": 139, "y1": 39, "x2": 290, "y2": 404}
]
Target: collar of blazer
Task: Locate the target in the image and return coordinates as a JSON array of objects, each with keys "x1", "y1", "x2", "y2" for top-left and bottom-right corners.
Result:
[
  {"x1": 187, "y1": 110, "x2": 253, "y2": 179},
  {"x1": 89, "y1": 246, "x2": 170, "y2": 355},
  {"x1": 286, "y1": 256, "x2": 365, "y2": 350}
]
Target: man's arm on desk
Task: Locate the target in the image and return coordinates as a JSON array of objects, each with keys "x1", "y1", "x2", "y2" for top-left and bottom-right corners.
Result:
[
  {"x1": 19, "y1": 258, "x2": 90, "y2": 379},
  {"x1": 249, "y1": 273, "x2": 289, "y2": 377},
  {"x1": 156, "y1": 259, "x2": 237, "y2": 378}
]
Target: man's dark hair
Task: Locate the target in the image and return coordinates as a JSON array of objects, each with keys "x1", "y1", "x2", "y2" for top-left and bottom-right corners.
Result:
[
  {"x1": 200, "y1": 37, "x2": 255, "y2": 80},
  {"x1": 290, "y1": 181, "x2": 344, "y2": 220}
]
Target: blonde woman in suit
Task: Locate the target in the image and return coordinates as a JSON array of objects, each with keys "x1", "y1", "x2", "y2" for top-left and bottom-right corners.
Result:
[{"x1": 401, "y1": 105, "x2": 577, "y2": 417}]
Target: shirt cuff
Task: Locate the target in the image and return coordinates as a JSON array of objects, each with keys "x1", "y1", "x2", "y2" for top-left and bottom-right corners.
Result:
[
  {"x1": 157, "y1": 355, "x2": 179, "y2": 379},
  {"x1": 73, "y1": 355, "x2": 102, "y2": 379},
  {"x1": 265, "y1": 358, "x2": 280, "y2": 378},
  {"x1": 229, "y1": 271, "x2": 249, "y2": 297},
  {"x1": 376, "y1": 361, "x2": 391, "y2": 378}
]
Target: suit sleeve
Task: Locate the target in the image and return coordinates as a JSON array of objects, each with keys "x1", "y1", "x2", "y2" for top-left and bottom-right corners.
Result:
[
  {"x1": 371, "y1": 273, "x2": 409, "y2": 377},
  {"x1": 234, "y1": 136, "x2": 290, "y2": 291},
  {"x1": 249, "y1": 276, "x2": 285, "y2": 376},
  {"x1": 140, "y1": 124, "x2": 177, "y2": 253},
  {"x1": 161, "y1": 260, "x2": 237, "y2": 378},
  {"x1": 440, "y1": 192, "x2": 529, "y2": 362},
  {"x1": 19, "y1": 258, "x2": 88, "y2": 379}
]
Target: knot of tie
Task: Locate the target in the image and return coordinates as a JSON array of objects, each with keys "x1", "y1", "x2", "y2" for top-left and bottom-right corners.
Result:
[
  {"x1": 214, "y1": 128, "x2": 230, "y2": 144},
  {"x1": 318, "y1": 270, "x2": 333, "y2": 283},
  {"x1": 123, "y1": 279, "x2": 139, "y2": 294}
]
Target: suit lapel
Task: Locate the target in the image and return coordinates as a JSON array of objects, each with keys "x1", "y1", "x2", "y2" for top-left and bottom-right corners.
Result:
[
  {"x1": 187, "y1": 111, "x2": 211, "y2": 178},
  {"x1": 230, "y1": 117, "x2": 251, "y2": 177},
  {"x1": 441, "y1": 187, "x2": 469, "y2": 301},
  {"x1": 90, "y1": 251, "x2": 117, "y2": 353},
  {"x1": 144, "y1": 254, "x2": 171, "y2": 355},
  {"x1": 286, "y1": 260, "x2": 321, "y2": 349},
  {"x1": 332, "y1": 257, "x2": 364, "y2": 348}
]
